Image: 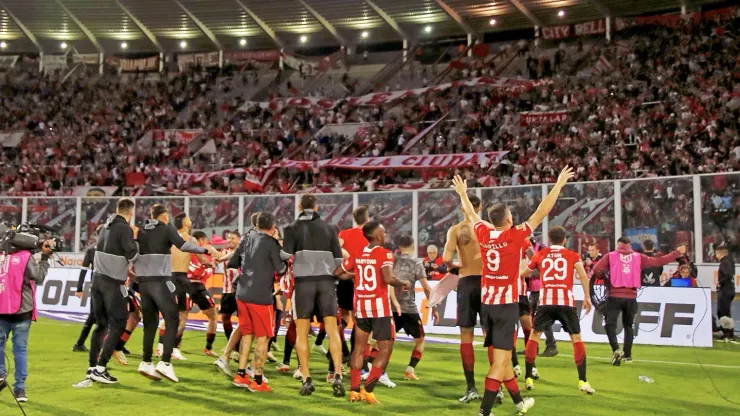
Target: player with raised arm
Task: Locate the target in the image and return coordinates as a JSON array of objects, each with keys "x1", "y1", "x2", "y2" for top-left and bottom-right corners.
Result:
[
  {"x1": 441, "y1": 194, "x2": 486, "y2": 403},
  {"x1": 452, "y1": 166, "x2": 574, "y2": 416},
  {"x1": 520, "y1": 226, "x2": 595, "y2": 394},
  {"x1": 334, "y1": 220, "x2": 411, "y2": 405}
]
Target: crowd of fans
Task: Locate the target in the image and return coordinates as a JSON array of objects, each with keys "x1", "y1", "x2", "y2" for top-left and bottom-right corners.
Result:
[{"x1": 0, "y1": 12, "x2": 737, "y2": 200}]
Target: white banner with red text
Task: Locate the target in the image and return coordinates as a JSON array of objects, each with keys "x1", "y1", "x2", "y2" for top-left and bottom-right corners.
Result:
[
  {"x1": 279, "y1": 152, "x2": 509, "y2": 171},
  {"x1": 240, "y1": 77, "x2": 546, "y2": 111},
  {"x1": 519, "y1": 110, "x2": 569, "y2": 126},
  {"x1": 106, "y1": 55, "x2": 159, "y2": 72}
]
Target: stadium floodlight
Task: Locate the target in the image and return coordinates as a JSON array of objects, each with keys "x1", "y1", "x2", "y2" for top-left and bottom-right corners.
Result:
[
  {"x1": 300, "y1": 35, "x2": 307, "y2": 43},
  {"x1": 180, "y1": 40, "x2": 187, "y2": 48},
  {"x1": 120, "y1": 42, "x2": 128, "y2": 49},
  {"x1": 489, "y1": 19, "x2": 496, "y2": 26},
  {"x1": 424, "y1": 25, "x2": 432, "y2": 34},
  {"x1": 558, "y1": 10, "x2": 565, "y2": 17},
  {"x1": 239, "y1": 38, "x2": 247, "y2": 46},
  {"x1": 60, "y1": 42, "x2": 68, "y2": 49},
  {"x1": 361, "y1": 31, "x2": 369, "y2": 39},
  {"x1": 0, "y1": 41, "x2": 6, "y2": 49}
]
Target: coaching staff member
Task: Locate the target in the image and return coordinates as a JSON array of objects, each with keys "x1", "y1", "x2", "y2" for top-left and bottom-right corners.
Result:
[
  {"x1": 281, "y1": 194, "x2": 344, "y2": 396},
  {"x1": 592, "y1": 237, "x2": 685, "y2": 366},
  {"x1": 715, "y1": 243, "x2": 735, "y2": 341},
  {"x1": 87, "y1": 198, "x2": 138, "y2": 385},
  {"x1": 134, "y1": 204, "x2": 216, "y2": 383}
]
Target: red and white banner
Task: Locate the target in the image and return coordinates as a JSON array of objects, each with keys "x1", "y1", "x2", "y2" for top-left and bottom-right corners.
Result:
[
  {"x1": 178, "y1": 52, "x2": 219, "y2": 70},
  {"x1": 593, "y1": 57, "x2": 613, "y2": 74},
  {"x1": 151, "y1": 129, "x2": 202, "y2": 145},
  {"x1": 225, "y1": 50, "x2": 280, "y2": 63},
  {"x1": 6, "y1": 186, "x2": 119, "y2": 197},
  {"x1": 107, "y1": 56, "x2": 159, "y2": 72},
  {"x1": 280, "y1": 152, "x2": 509, "y2": 171},
  {"x1": 240, "y1": 76, "x2": 545, "y2": 112},
  {"x1": 519, "y1": 110, "x2": 568, "y2": 126},
  {"x1": 616, "y1": 6, "x2": 737, "y2": 31},
  {"x1": 282, "y1": 51, "x2": 344, "y2": 73},
  {"x1": 541, "y1": 19, "x2": 606, "y2": 40}
]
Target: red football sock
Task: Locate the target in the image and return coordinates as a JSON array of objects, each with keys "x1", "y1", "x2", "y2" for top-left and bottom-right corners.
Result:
[
  {"x1": 350, "y1": 369, "x2": 361, "y2": 392},
  {"x1": 503, "y1": 377, "x2": 523, "y2": 404},
  {"x1": 365, "y1": 365, "x2": 384, "y2": 393},
  {"x1": 460, "y1": 343, "x2": 475, "y2": 371},
  {"x1": 409, "y1": 349, "x2": 423, "y2": 368}
]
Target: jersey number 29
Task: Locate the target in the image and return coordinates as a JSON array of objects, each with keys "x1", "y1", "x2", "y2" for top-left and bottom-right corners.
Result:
[{"x1": 541, "y1": 258, "x2": 568, "y2": 281}]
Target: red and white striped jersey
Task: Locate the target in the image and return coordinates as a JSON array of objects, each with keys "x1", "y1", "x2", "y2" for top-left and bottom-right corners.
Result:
[
  {"x1": 279, "y1": 264, "x2": 295, "y2": 299},
  {"x1": 187, "y1": 253, "x2": 214, "y2": 283},
  {"x1": 474, "y1": 221, "x2": 533, "y2": 305},
  {"x1": 221, "y1": 248, "x2": 239, "y2": 294},
  {"x1": 527, "y1": 245, "x2": 582, "y2": 307},
  {"x1": 342, "y1": 245, "x2": 394, "y2": 319}
]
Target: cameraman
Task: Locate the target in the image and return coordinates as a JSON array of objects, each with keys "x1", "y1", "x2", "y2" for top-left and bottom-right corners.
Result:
[{"x1": 0, "y1": 239, "x2": 52, "y2": 402}]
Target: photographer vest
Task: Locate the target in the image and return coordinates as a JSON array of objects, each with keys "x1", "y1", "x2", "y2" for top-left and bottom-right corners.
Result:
[
  {"x1": 0, "y1": 251, "x2": 35, "y2": 319},
  {"x1": 608, "y1": 251, "x2": 642, "y2": 289}
]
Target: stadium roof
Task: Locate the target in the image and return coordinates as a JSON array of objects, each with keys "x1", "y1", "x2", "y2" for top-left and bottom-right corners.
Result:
[{"x1": 0, "y1": 0, "x2": 729, "y2": 54}]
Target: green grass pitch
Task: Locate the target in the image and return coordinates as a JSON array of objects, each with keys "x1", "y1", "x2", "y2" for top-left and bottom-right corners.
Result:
[{"x1": 1, "y1": 318, "x2": 739, "y2": 415}]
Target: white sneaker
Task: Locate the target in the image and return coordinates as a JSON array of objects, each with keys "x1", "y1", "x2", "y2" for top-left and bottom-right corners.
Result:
[
  {"x1": 230, "y1": 351, "x2": 240, "y2": 361},
  {"x1": 516, "y1": 397, "x2": 535, "y2": 414},
  {"x1": 155, "y1": 343, "x2": 163, "y2": 357},
  {"x1": 267, "y1": 352, "x2": 277, "y2": 363},
  {"x1": 155, "y1": 361, "x2": 179, "y2": 383},
  {"x1": 171, "y1": 348, "x2": 187, "y2": 361},
  {"x1": 293, "y1": 367, "x2": 303, "y2": 380},
  {"x1": 513, "y1": 364, "x2": 522, "y2": 378},
  {"x1": 313, "y1": 344, "x2": 328, "y2": 356},
  {"x1": 531, "y1": 367, "x2": 540, "y2": 380},
  {"x1": 379, "y1": 373, "x2": 396, "y2": 388},
  {"x1": 246, "y1": 367, "x2": 268, "y2": 384},
  {"x1": 214, "y1": 356, "x2": 233, "y2": 378},
  {"x1": 138, "y1": 361, "x2": 161, "y2": 381},
  {"x1": 113, "y1": 350, "x2": 128, "y2": 366},
  {"x1": 361, "y1": 370, "x2": 369, "y2": 381}
]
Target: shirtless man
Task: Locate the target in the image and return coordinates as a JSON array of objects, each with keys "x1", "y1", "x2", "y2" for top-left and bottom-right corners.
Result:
[{"x1": 442, "y1": 194, "x2": 485, "y2": 403}]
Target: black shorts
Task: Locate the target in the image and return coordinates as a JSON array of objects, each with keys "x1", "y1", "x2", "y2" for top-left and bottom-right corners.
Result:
[
  {"x1": 220, "y1": 293, "x2": 237, "y2": 315},
  {"x1": 393, "y1": 312, "x2": 424, "y2": 339},
  {"x1": 188, "y1": 281, "x2": 215, "y2": 311},
  {"x1": 534, "y1": 305, "x2": 580, "y2": 334},
  {"x1": 355, "y1": 317, "x2": 395, "y2": 341},
  {"x1": 127, "y1": 288, "x2": 140, "y2": 313},
  {"x1": 518, "y1": 295, "x2": 531, "y2": 317},
  {"x1": 481, "y1": 303, "x2": 519, "y2": 350},
  {"x1": 292, "y1": 278, "x2": 337, "y2": 320},
  {"x1": 172, "y1": 272, "x2": 191, "y2": 312},
  {"x1": 336, "y1": 279, "x2": 354, "y2": 312},
  {"x1": 456, "y1": 275, "x2": 482, "y2": 328}
]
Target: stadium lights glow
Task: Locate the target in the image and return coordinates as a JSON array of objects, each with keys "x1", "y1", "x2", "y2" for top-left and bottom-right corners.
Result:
[
  {"x1": 361, "y1": 31, "x2": 369, "y2": 39},
  {"x1": 558, "y1": 10, "x2": 566, "y2": 17},
  {"x1": 180, "y1": 40, "x2": 187, "y2": 48},
  {"x1": 0, "y1": 41, "x2": 6, "y2": 49},
  {"x1": 489, "y1": 19, "x2": 497, "y2": 26},
  {"x1": 60, "y1": 42, "x2": 67, "y2": 49},
  {"x1": 300, "y1": 35, "x2": 307, "y2": 43},
  {"x1": 239, "y1": 38, "x2": 247, "y2": 46},
  {"x1": 424, "y1": 25, "x2": 432, "y2": 33},
  {"x1": 120, "y1": 42, "x2": 128, "y2": 49}
]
